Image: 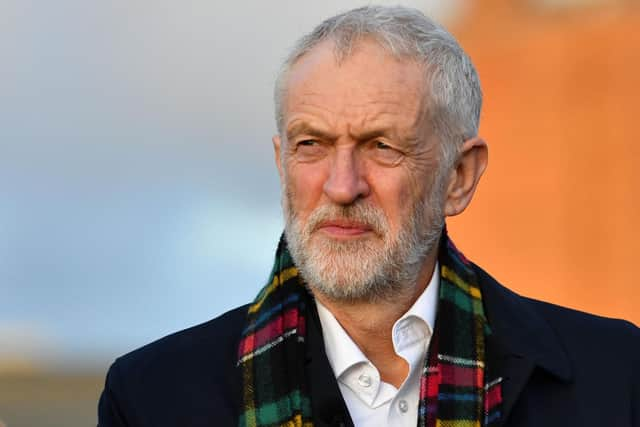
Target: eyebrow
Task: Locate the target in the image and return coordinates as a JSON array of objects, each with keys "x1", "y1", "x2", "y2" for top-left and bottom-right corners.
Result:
[
  {"x1": 286, "y1": 122, "x2": 338, "y2": 142},
  {"x1": 286, "y1": 121, "x2": 398, "y2": 143},
  {"x1": 350, "y1": 128, "x2": 392, "y2": 142}
]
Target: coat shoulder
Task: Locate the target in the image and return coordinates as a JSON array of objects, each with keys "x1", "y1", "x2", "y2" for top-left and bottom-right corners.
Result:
[
  {"x1": 473, "y1": 261, "x2": 640, "y2": 371},
  {"x1": 473, "y1": 261, "x2": 639, "y2": 343},
  {"x1": 98, "y1": 304, "x2": 250, "y2": 426},
  {"x1": 115, "y1": 303, "x2": 250, "y2": 373},
  {"x1": 525, "y1": 296, "x2": 639, "y2": 343}
]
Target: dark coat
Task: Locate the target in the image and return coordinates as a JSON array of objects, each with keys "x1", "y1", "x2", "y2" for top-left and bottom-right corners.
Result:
[{"x1": 98, "y1": 264, "x2": 640, "y2": 426}]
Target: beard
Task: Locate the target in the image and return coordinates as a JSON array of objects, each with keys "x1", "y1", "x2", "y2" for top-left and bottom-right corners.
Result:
[{"x1": 282, "y1": 175, "x2": 446, "y2": 303}]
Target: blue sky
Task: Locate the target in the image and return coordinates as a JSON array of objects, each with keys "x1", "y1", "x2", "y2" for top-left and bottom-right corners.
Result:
[{"x1": 0, "y1": 0, "x2": 457, "y2": 368}]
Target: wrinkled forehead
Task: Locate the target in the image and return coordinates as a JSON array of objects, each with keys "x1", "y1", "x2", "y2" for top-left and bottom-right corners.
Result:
[
  {"x1": 283, "y1": 39, "x2": 428, "y2": 124},
  {"x1": 287, "y1": 37, "x2": 426, "y2": 89}
]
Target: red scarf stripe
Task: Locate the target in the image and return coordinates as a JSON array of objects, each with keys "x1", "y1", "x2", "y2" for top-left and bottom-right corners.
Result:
[
  {"x1": 238, "y1": 308, "x2": 300, "y2": 358},
  {"x1": 485, "y1": 382, "x2": 502, "y2": 411},
  {"x1": 439, "y1": 364, "x2": 483, "y2": 387}
]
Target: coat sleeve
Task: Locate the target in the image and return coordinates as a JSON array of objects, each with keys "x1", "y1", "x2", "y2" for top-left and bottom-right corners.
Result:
[{"x1": 98, "y1": 361, "x2": 131, "y2": 427}]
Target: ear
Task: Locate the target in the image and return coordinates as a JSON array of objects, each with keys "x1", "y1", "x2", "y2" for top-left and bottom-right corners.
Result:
[
  {"x1": 273, "y1": 134, "x2": 284, "y2": 183},
  {"x1": 444, "y1": 137, "x2": 488, "y2": 217}
]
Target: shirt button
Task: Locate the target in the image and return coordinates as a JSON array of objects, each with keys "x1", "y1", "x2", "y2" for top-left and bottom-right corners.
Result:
[
  {"x1": 398, "y1": 399, "x2": 409, "y2": 413},
  {"x1": 357, "y1": 374, "x2": 372, "y2": 388}
]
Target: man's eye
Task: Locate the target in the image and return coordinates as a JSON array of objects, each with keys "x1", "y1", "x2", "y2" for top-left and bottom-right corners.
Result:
[
  {"x1": 369, "y1": 141, "x2": 404, "y2": 166},
  {"x1": 298, "y1": 140, "x2": 317, "y2": 147},
  {"x1": 294, "y1": 139, "x2": 325, "y2": 162}
]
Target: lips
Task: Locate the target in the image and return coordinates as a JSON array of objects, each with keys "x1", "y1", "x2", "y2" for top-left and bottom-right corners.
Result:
[{"x1": 315, "y1": 220, "x2": 374, "y2": 236}]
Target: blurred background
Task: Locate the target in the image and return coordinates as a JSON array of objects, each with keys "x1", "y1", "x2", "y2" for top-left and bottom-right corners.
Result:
[{"x1": 0, "y1": 0, "x2": 638, "y2": 425}]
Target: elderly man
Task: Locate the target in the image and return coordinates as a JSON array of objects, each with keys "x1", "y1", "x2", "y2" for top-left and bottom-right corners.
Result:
[{"x1": 98, "y1": 6, "x2": 639, "y2": 427}]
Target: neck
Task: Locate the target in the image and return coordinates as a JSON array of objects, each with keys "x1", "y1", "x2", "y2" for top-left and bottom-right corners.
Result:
[{"x1": 313, "y1": 248, "x2": 438, "y2": 388}]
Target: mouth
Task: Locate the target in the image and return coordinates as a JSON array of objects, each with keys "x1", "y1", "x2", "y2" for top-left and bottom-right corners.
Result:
[{"x1": 315, "y1": 220, "x2": 374, "y2": 238}]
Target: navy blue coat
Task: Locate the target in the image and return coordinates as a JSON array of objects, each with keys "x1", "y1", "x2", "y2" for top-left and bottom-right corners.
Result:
[{"x1": 98, "y1": 264, "x2": 640, "y2": 426}]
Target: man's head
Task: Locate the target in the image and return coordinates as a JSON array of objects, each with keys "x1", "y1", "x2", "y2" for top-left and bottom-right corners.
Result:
[{"x1": 272, "y1": 6, "x2": 488, "y2": 302}]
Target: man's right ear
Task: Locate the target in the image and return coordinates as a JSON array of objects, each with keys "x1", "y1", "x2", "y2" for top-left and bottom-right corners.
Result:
[{"x1": 272, "y1": 135, "x2": 283, "y2": 182}]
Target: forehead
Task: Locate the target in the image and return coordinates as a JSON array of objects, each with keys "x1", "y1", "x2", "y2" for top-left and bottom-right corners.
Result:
[{"x1": 283, "y1": 39, "x2": 426, "y2": 130}]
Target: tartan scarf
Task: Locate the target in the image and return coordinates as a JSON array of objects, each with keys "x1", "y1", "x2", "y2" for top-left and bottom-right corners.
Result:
[{"x1": 237, "y1": 232, "x2": 502, "y2": 427}]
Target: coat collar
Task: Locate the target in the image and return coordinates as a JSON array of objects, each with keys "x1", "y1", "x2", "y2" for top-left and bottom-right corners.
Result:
[
  {"x1": 474, "y1": 263, "x2": 574, "y2": 423},
  {"x1": 475, "y1": 262, "x2": 573, "y2": 380}
]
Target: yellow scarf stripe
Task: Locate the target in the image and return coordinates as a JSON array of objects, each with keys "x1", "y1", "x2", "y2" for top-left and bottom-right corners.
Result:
[
  {"x1": 248, "y1": 267, "x2": 298, "y2": 314},
  {"x1": 441, "y1": 265, "x2": 481, "y2": 300},
  {"x1": 278, "y1": 414, "x2": 312, "y2": 427},
  {"x1": 436, "y1": 420, "x2": 481, "y2": 427},
  {"x1": 241, "y1": 357, "x2": 257, "y2": 427}
]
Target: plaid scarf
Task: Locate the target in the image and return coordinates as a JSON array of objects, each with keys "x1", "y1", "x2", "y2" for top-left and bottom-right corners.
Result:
[{"x1": 237, "y1": 232, "x2": 502, "y2": 427}]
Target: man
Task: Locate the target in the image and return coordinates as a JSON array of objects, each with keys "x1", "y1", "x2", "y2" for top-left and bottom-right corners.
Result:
[{"x1": 98, "y1": 6, "x2": 639, "y2": 427}]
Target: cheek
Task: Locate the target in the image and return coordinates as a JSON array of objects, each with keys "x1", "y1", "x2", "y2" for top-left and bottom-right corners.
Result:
[
  {"x1": 285, "y1": 161, "x2": 328, "y2": 218},
  {"x1": 367, "y1": 167, "x2": 414, "y2": 229}
]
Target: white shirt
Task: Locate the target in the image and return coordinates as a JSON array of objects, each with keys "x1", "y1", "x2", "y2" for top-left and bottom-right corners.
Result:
[{"x1": 316, "y1": 263, "x2": 439, "y2": 427}]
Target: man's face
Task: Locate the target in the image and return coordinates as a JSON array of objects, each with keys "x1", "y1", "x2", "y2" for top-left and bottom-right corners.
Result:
[{"x1": 275, "y1": 39, "x2": 448, "y2": 302}]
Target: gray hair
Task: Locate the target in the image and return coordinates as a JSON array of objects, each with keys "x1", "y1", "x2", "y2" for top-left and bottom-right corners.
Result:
[{"x1": 274, "y1": 5, "x2": 482, "y2": 167}]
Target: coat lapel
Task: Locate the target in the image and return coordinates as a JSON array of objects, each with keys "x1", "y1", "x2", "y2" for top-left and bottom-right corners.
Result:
[{"x1": 475, "y1": 264, "x2": 574, "y2": 424}]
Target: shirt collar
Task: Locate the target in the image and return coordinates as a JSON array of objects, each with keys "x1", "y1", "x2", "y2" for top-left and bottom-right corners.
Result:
[
  {"x1": 316, "y1": 300, "x2": 368, "y2": 378},
  {"x1": 316, "y1": 261, "x2": 440, "y2": 379},
  {"x1": 392, "y1": 260, "x2": 439, "y2": 351}
]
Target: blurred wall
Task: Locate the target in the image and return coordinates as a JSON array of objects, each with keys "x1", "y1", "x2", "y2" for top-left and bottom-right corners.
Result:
[{"x1": 448, "y1": 0, "x2": 640, "y2": 324}]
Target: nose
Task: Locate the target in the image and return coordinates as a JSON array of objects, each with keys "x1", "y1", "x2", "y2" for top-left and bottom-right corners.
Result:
[{"x1": 323, "y1": 147, "x2": 370, "y2": 205}]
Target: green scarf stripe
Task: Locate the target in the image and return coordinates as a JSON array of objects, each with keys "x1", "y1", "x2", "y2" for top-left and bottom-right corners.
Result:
[
  {"x1": 239, "y1": 391, "x2": 312, "y2": 426},
  {"x1": 440, "y1": 280, "x2": 485, "y2": 319},
  {"x1": 440, "y1": 279, "x2": 491, "y2": 336}
]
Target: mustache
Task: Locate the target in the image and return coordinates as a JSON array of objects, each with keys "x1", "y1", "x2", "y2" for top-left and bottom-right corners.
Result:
[{"x1": 304, "y1": 202, "x2": 388, "y2": 235}]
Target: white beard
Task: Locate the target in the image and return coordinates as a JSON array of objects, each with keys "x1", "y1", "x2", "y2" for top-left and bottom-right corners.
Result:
[{"x1": 282, "y1": 176, "x2": 445, "y2": 302}]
